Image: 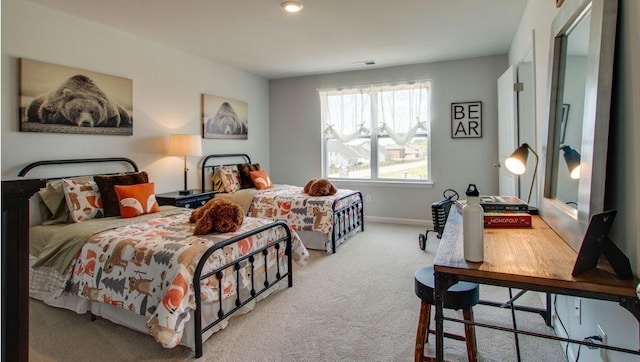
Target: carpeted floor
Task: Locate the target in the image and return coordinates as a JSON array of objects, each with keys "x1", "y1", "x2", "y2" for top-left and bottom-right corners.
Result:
[{"x1": 29, "y1": 222, "x2": 566, "y2": 361}]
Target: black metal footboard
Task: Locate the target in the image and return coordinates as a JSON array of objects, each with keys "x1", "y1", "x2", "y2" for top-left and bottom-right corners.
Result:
[
  {"x1": 192, "y1": 221, "x2": 293, "y2": 358},
  {"x1": 331, "y1": 191, "x2": 365, "y2": 253}
]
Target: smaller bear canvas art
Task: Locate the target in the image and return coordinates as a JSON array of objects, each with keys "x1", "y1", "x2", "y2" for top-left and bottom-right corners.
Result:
[
  {"x1": 19, "y1": 58, "x2": 133, "y2": 136},
  {"x1": 202, "y1": 94, "x2": 248, "y2": 139}
]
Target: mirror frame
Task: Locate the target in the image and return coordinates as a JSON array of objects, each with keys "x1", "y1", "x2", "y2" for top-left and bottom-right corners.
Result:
[{"x1": 540, "y1": 0, "x2": 618, "y2": 251}]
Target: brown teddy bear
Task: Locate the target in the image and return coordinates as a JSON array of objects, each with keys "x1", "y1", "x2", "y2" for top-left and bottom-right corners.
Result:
[
  {"x1": 303, "y1": 178, "x2": 337, "y2": 196},
  {"x1": 303, "y1": 178, "x2": 318, "y2": 194},
  {"x1": 190, "y1": 198, "x2": 244, "y2": 235}
]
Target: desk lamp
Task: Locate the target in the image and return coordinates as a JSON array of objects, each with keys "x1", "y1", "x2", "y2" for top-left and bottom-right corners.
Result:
[
  {"x1": 560, "y1": 145, "x2": 581, "y2": 179},
  {"x1": 505, "y1": 143, "x2": 539, "y2": 214},
  {"x1": 168, "y1": 134, "x2": 203, "y2": 195}
]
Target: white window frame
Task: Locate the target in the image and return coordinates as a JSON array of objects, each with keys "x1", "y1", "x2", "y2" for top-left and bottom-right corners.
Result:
[{"x1": 320, "y1": 81, "x2": 432, "y2": 183}]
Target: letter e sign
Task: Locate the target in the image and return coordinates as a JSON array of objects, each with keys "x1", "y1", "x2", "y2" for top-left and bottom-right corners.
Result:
[{"x1": 451, "y1": 101, "x2": 482, "y2": 138}]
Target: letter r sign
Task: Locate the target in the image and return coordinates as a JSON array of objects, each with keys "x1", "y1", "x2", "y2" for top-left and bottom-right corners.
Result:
[{"x1": 451, "y1": 101, "x2": 482, "y2": 138}]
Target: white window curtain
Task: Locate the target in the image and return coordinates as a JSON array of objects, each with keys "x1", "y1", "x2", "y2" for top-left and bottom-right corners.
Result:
[
  {"x1": 320, "y1": 88, "x2": 371, "y2": 143},
  {"x1": 376, "y1": 83, "x2": 430, "y2": 145}
]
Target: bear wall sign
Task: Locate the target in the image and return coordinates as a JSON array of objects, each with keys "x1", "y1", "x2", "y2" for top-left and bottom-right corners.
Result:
[
  {"x1": 450, "y1": 101, "x2": 482, "y2": 139},
  {"x1": 19, "y1": 58, "x2": 133, "y2": 136}
]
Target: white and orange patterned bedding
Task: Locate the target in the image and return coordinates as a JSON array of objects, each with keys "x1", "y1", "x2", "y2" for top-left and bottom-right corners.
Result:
[
  {"x1": 33, "y1": 208, "x2": 308, "y2": 349},
  {"x1": 248, "y1": 185, "x2": 361, "y2": 235}
]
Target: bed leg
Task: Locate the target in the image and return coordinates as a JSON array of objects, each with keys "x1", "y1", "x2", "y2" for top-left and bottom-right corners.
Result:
[
  {"x1": 90, "y1": 313, "x2": 97, "y2": 322},
  {"x1": 288, "y1": 243, "x2": 293, "y2": 288}
]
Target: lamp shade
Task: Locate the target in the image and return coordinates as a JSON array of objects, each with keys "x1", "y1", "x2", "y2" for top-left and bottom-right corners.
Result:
[
  {"x1": 560, "y1": 145, "x2": 581, "y2": 179},
  {"x1": 504, "y1": 144, "x2": 530, "y2": 175},
  {"x1": 168, "y1": 134, "x2": 202, "y2": 157},
  {"x1": 504, "y1": 143, "x2": 539, "y2": 206}
]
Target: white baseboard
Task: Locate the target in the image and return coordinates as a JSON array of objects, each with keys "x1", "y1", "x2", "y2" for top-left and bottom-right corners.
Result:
[{"x1": 364, "y1": 215, "x2": 432, "y2": 228}]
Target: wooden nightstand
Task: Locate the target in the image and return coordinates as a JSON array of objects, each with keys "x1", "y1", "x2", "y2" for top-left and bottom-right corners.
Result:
[{"x1": 156, "y1": 190, "x2": 217, "y2": 209}]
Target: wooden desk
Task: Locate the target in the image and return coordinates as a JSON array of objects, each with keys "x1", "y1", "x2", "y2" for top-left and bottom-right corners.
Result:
[{"x1": 433, "y1": 210, "x2": 640, "y2": 362}]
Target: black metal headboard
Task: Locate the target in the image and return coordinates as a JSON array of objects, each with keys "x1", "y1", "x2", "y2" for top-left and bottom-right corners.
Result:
[
  {"x1": 18, "y1": 157, "x2": 139, "y2": 178},
  {"x1": 200, "y1": 154, "x2": 251, "y2": 192}
]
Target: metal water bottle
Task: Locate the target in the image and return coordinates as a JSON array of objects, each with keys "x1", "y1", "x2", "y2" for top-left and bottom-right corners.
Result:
[{"x1": 463, "y1": 184, "x2": 484, "y2": 262}]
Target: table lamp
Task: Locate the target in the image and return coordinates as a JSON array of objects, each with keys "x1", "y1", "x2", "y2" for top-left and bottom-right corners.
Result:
[
  {"x1": 168, "y1": 134, "x2": 203, "y2": 195},
  {"x1": 560, "y1": 145, "x2": 581, "y2": 180},
  {"x1": 504, "y1": 142, "x2": 538, "y2": 214}
]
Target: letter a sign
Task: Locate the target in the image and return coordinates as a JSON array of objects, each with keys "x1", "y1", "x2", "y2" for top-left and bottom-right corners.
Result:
[{"x1": 451, "y1": 101, "x2": 482, "y2": 138}]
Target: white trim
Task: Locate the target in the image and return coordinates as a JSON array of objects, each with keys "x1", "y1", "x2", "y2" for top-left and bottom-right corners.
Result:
[
  {"x1": 365, "y1": 215, "x2": 432, "y2": 227},
  {"x1": 317, "y1": 79, "x2": 433, "y2": 92},
  {"x1": 331, "y1": 179, "x2": 434, "y2": 189}
]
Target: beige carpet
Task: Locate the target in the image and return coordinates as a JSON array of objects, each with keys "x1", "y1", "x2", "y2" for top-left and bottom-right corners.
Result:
[{"x1": 29, "y1": 222, "x2": 565, "y2": 361}]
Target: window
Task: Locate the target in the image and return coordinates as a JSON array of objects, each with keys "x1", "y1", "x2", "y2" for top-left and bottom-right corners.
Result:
[{"x1": 320, "y1": 82, "x2": 431, "y2": 182}]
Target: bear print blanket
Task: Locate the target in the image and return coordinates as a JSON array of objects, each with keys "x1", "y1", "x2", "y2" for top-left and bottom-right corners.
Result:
[
  {"x1": 61, "y1": 210, "x2": 308, "y2": 348},
  {"x1": 248, "y1": 185, "x2": 361, "y2": 234}
]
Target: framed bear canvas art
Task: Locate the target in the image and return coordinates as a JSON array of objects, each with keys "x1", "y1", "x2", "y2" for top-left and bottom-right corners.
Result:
[
  {"x1": 19, "y1": 58, "x2": 133, "y2": 136},
  {"x1": 201, "y1": 94, "x2": 248, "y2": 140}
]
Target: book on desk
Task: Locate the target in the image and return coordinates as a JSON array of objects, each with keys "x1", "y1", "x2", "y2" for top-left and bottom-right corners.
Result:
[
  {"x1": 456, "y1": 195, "x2": 531, "y2": 228},
  {"x1": 483, "y1": 211, "x2": 532, "y2": 227}
]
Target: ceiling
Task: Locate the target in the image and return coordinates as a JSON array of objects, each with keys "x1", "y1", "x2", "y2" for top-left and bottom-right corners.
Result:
[{"x1": 29, "y1": 0, "x2": 529, "y2": 80}]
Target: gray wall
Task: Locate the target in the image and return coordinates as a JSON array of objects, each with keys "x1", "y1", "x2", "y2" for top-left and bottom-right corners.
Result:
[
  {"x1": 1, "y1": 0, "x2": 271, "y2": 193},
  {"x1": 269, "y1": 55, "x2": 507, "y2": 223}
]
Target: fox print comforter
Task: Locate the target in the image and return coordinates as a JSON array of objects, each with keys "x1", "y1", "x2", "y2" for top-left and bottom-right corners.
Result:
[
  {"x1": 63, "y1": 209, "x2": 308, "y2": 348},
  {"x1": 248, "y1": 185, "x2": 361, "y2": 234}
]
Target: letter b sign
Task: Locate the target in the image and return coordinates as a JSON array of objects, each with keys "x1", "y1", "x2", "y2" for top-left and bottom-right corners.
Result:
[{"x1": 451, "y1": 101, "x2": 482, "y2": 138}]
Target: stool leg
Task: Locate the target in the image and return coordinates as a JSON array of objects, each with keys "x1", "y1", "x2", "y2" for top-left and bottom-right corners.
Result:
[
  {"x1": 462, "y1": 308, "x2": 478, "y2": 362},
  {"x1": 425, "y1": 303, "x2": 432, "y2": 343},
  {"x1": 415, "y1": 301, "x2": 431, "y2": 362}
]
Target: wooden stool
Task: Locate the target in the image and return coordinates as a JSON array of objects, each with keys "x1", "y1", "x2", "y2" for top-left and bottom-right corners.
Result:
[{"x1": 414, "y1": 266, "x2": 480, "y2": 362}]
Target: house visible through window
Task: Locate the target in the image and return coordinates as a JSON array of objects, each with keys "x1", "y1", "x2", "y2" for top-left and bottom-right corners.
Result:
[{"x1": 320, "y1": 82, "x2": 431, "y2": 182}]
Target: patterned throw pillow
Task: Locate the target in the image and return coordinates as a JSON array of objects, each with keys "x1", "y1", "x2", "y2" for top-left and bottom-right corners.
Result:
[
  {"x1": 250, "y1": 170, "x2": 274, "y2": 190},
  {"x1": 211, "y1": 168, "x2": 226, "y2": 192},
  {"x1": 237, "y1": 163, "x2": 261, "y2": 189},
  {"x1": 38, "y1": 179, "x2": 82, "y2": 224},
  {"x1": 220, "y1": 165, "x2": 242, "y2": 193},
  {"x1": 114, "y1": 182, "x2": 160, "y2": 218},
  {"x1": 62, "y1": 179, "x2": 104, "y2": 222},
  {"x1": 95, "y1": 172, "x2": 149, "y2": 217}
]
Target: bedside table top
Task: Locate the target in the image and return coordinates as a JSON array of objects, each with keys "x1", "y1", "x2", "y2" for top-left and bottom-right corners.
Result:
[{"x1": 156, "y1": 189, "x2": 217, "y2": 200}]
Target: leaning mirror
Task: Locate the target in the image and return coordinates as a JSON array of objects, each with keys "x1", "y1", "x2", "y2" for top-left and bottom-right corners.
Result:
[
  {"x1": 553, "y1": 10, "x2": 590, "y2": 209},
  {"x1": 540, "y1": 0, "x2": 618, "y2": 251}
]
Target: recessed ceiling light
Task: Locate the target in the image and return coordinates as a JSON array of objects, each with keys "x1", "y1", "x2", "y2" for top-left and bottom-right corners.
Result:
[{"x1": 281, "y1": 1, "x2": 303, "y2": 13}]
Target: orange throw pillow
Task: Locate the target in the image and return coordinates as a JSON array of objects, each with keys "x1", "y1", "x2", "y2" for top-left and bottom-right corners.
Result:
[
  {"x1": 114, "y1": 182, "x2": 160, "y2": 218},
  {"x1": 250, "y1": 170, "x2": 274, "y2": 190}
]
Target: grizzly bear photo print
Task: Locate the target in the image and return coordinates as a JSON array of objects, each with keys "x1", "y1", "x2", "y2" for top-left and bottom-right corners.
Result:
[
  {"x1": 19, "y1": 58, "x2": 133, "y2": 136},
  {"x1": 202, "y1": 94, "x2": 248, "y2": 139}
]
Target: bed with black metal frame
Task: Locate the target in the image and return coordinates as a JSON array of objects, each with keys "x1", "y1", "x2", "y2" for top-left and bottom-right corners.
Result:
[
  {"x1": 21, "y1": 157, "x2": 306, "y2": 358},
  {"x1": 201, "y1": 153, "x2": 364, "y2": 253}
]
